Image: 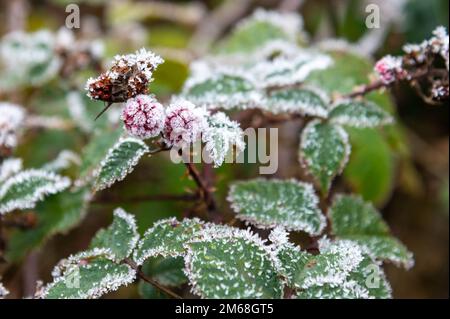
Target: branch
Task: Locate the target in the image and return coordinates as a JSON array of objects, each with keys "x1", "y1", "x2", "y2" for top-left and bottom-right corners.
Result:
[
  {"x1": 184, "y1": 162, "x2": 217, "y2": 213},
  {"x1": 123, "y1": 258, "x2": 181, "y2": 299}
]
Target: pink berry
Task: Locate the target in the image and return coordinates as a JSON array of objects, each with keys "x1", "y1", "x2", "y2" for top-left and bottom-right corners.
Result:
[
  {"x1": 374, "y1": 55, "x2": 405, "y2": 85},
  {"x1": 163, "y1": 99, "x2": 207, "y2": 147},
  {"x1": 122, "y1": 95, "x2": 165, "y2": 139}
]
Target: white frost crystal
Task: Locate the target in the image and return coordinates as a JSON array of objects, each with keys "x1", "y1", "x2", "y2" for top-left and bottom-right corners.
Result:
[
  {"x1": 0, "y1": 102, "x2": 26, "y2": 150},
  {"x1": 0, "y1": 158, "x2": 22, "y2": 182},
  {"x1": 0, "y1": 169, "x2": 71, "y2": 214},
  {"x1": 202, "y1": 112, "x2": 245, "y2": 167}
]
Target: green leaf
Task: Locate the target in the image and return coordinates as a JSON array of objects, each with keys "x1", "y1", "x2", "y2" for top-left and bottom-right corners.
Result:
[
  {"x1": 218, "y1": 9, "x2": 301, "y2": 54},
  {"x1": 133, "y1": 218, "x2": 205, "y2": 265},
  {"x1": 329, "y1": 100, "x2": 394, "y2": 128},
  {"x1": 228, "y1": 179, "x2": 326, "y2": 235},
  {"x1": 329, "y1": 194, "x2": 414, "y2": 269},
  {"x1": 6, "y1": 187, "x2": 90, "y2": 262},
  {"x1": 90, "y1": 208, "x2": 139, "y2": 261},
  {"x1": 295, "y1": 254, "x2": 392, "y2": 299},
  {"x1": 42, "y1": 249, "x2": 136, "y2": 299},
  {"x1": 185, "y1": 228, "x2": 283, "y2": 298},
  {"x1": 141, "y1": 256, "x2": 187, "y2": 287},
  {"x1": 0, "y1": 170, "x2": 70, "y2": 215},
  {"x1": 183, "y1": 73, "x2": 260, "y2": 110},
  {"x1": 343, "y1": 127, "x2": 395, "y2": 205},
  {"x1": 275, "y1": 244, "x2": 311, "y2": 287},
  {"x1": 300, "y1": 120, "x2": 351, "y2": 194},
  {"x1": 78, "y1": 126, "x2": 123, "y2": 184},
  {"x1": 265, "y1": 87, "x2": 329, "y2": 117},
  {"x1": 93, "y1": 137, "x2": 149, "y2": 192}
]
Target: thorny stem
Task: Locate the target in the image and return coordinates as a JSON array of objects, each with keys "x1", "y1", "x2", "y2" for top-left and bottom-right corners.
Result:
[
  {"x1": 184, "y1": 162, "x2": 218, "y2": 214},
  {"x1": 123, "y1": 258, "x2": 182, "y2": 299}
]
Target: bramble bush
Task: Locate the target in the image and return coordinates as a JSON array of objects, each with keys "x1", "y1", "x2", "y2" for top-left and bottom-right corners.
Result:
[{"x1": 0, "y1": 8, "x2": 448, "y2": 299}]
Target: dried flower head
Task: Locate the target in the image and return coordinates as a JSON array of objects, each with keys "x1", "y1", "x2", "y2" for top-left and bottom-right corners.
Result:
[
  {"x1": 85, "y1": 48, "x2": 163, "y2": 104},
  {"x1": 374, "y1": 55, "x2": 405, "y2": 85},
  {"x1": 163, "y1": 99, "x2": 207, "y2": 147},
  {"x1": 0, "y1": 102, "x2": 26, "y2": 153},
  {"x1": 121, "y1": 95, "x2": 165, "y2": 139}
]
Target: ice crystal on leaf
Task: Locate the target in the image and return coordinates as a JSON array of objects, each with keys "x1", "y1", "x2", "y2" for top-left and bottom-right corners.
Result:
[
  {"x1": 329, "y1": 100, "x2": 394, "y2": 128},
  {"x1": 0, "y1": 30, "x2": 60, "y2": 88},
  {"x1": 133, "y1": 218, "x2": 205, "y2": 265},
  {"x1": 228, "y1": 179, "x2": 326, "y2": 235},
  {"x1": 122, "y1": 95, "x2": 165, "y2": 139},
  {"x1": 0, "y1": 169, "x2": 71, "y2": 215},
  {"x1": 0, "y1": 158, "x2": 22, "y2": 182},
  {"x1": 0, "y1": 102, "x2": 26, "y2": 151},
  {"x1": 93, "y1": 137, "x2": 149, "y2": 192},
  {"x1": 265, "y1": 86, "x2": 330, "y2": 117},
  {"x1": 163, "y1": 99, "x2": 208, "y2": 148},
  {"x1": 41, "y1": 150, "x2": 81, "y2": 172},
  {"x1": 90, "y1": 208, "x2": 139, "y2": 262},
  {"x1": 202, "y1": 112, "x2": 245, "y2": 167},
  {"x1": 184, "y1": 227, "x2": 283, "y2": 299},
  {"x1": 328, "y1": 194, "x2": 414, "y2": 269},
  {"x1": 42, "y1": 248, "x2": 136, "y2": 299},
  {"x1": 299, "y1": 120, "x2": 351, "y2": 194}
]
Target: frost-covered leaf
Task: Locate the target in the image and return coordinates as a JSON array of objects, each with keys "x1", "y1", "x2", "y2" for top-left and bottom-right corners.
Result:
[
  {"x1": 185, "y1": 227, "x2": 283, "y2": 298},
  {"x1": 6, "y1": 187, "x2": 90, "y2": 262},
  {"x1": 218, "y1": 9, "x2": 303, "y2": 54},
  {"x1": 293, "y1": 240, "x2": 364, "y2": 290},
  {"x1": 228, "y1": 179, "x2": 325, "y2": 235},
  {"x1": 329, "y1": 194, "x2": 414, "y2": 269},
  {"x1": 0, "y1": 170, "x2": 70, "y2": 215},
  {"x1": 133, "y1": 218, "x2": 205, "y2": 265},
  {"x1": 0, "y1": 281, "x2": 9, "y2": 299},
  {"x1": 253, "y1": 52, "x2": 333, "y2": 88},
  {"x1": 90, "y1": 208, "x2": 139, "y2": 261},
  {"x1": 141, "y1": 256, "x2": 187, "y2": 288},
  {"x1": 0, "y1": 158, "x2": 22, "y2": 182},
  {"x1": 300, "y1": 120, "x2": 351, "y2": 194},
  {"x1": 329, "y1": 100, "x2": 394, "y2": 128},
  {"x1": 93, "y1": 137, "x2": 149, "y2": 192},
  {"x1": 42, "y1": 249, "x2": 136, "y2": 299},
  {"x1": 202, "y1": 112, "x2": 245, "y2": 167},
  {"x1": 295, "y1": 254, "x2": 392, "y2": 299},
  {"x1": 183, "y1": 72, "x2": 262, "y2": 110},
  {"x1": 41, "y1": 150, "x2": 81, "y2": 172},
  {"x1": 265, "y1": 87, "x2": 329, "y2": 117},
  {"x1": 275, "y1": 244, "x2": 311, "y2": 287},
  {"x1": 77, "y1": 126, "x2": 123, "y2": 185}
]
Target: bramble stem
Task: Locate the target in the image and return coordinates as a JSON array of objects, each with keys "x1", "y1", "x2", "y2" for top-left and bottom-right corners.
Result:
[{"x1": 184, "y1": 162, "x2": 217, "y2": 213}]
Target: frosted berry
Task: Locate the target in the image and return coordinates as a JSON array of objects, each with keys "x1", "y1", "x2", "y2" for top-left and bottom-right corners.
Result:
[
  {"x1": 122, "y1": 95, "x2": 165, "y2": 139},
  {"x1": 374, "y1": 55, "x2": 405, "y2": 85},
  {"x1": 163, "y1": 99, "x2": 207, "y2": 147}
]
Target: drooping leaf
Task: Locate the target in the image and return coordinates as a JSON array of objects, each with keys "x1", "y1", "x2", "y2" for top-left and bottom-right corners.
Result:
[
  {"x1": 185, "y1": 227, "x2": 283, "y2": 298},
  {"x1": 328, "y1": 194, "x2": 414, "y2": 269},
  {"x1": 133, "y1": 218, "x2": 205, "y2": 265},
  {"x1": 228, "y1": 179, "x2": 326, "y2": 235},
  {"x1": 265, "y1": 87, "x2": 329, "y2": 117},
  {"x1": 299, "y1": 120, "x2": 351, "y2": 194},
  {"x1": 329, "y1": 100, "x2": 394, "y2": 128},
  {"x1": 0, "y1": 170, "x2": 70, "y2": 215},
  {"x1": 90, "y1": 208, "x2": 139, "y2": 261},
  {"x1": 6, "y1": 187, "x2": 90, "y2": 262},
  {"x1": 42, "y1": 249, "x2": 136, "y2": 299},
  {"x1": 203, "y1": 112, "x2": 245, "y2": 167},
  {"x1": 93, "y1": 137, "x2": 149, "y2": 192}
]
